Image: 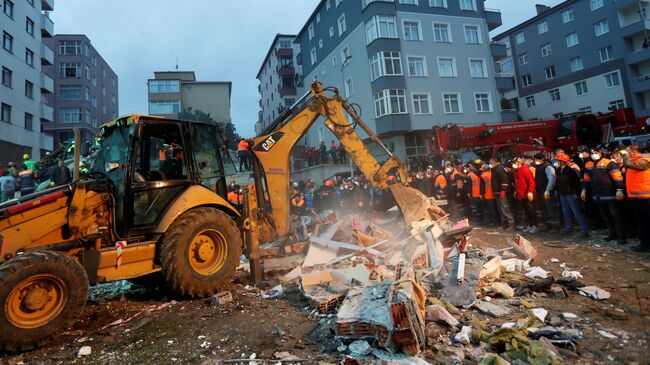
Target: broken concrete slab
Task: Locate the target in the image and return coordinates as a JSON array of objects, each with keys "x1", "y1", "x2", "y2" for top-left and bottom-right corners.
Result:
[
  {"x1": 425, "y1": 304, "x2": 458, "y2": 327},
  {"x1": 473, "y1": 301, "x2": 511, "y2": 318},
  {"x1": 437, "y1": 252, "x2": 483, "y2": 308},
  {"x1": 578, "y1": 286, "x2": 611, "y2": 300}
]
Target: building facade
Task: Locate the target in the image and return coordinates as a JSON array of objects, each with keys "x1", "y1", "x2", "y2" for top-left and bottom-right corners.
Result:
[
  {"x1": 294, "y1": 0, "x2": 506, "y2": 161},
  {"x1": 147, "y1": 71, "x2": 232, "y2": 125},
  {"x1": 42, "y1": 34, "x2": 118, "y2": 147},
  {"x1": 494, "y1": 0, "x2": 650, "y2": 121},
  {"x1": 1, "y1": 0, "x2": 54, "y2": 164},
  {"x1": 256, "y1": 34, "x2": 304, "y2": 135}
]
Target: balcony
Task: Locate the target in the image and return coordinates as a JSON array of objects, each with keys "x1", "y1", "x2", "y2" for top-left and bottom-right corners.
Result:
[
  {"x1": 485, "y1": 8, "x2": 503, "y2": 31},
  {"x1": 40, "y1": 43, "x2": 53, "y2": 65},
  {"x1": 40, "y1": 13, "x2": 54, "y2": 38},
  {"x1": 627, "y1": 47, "x2": 650, "y2": 65},
  {"x1": 40, "y1": 73, "x2": 54, "y2": 94},
  {"x1": 500, "y1": 110, "x2": 518, "y2": 122},
  {"x1": 41, "y1": 0, "x2": 53, "y2": 11},
  {"x1": 40, "y1": 132, "x2": 54, "y2": 151},
  {"x1": 620, "y1": 17, "x2": 650, "y2": 38},
  {"x1": 279, "y1": 85, "x2": 297, "y2": 97},
  {"x1": 277, "y1": 48, "x2": 293, "y2": 57},
  {"x1": 631, "y1": 74, "x2": 650, "y2": 93},
  {"x1": 616, "y1": 0, "x2": 646, "y2": 11},
  {"x1": 40, "y1": 103, "x2": 54, "y2": 122},
  {"x1": 278, "y1": 65, "x2": 295, "y2": 77},
  {"x1": 495, "y1": 75, "x2": 515, "y2": 91},
  {"x1": 490, "y1": 42, "x2": 507, "y2": 60}
]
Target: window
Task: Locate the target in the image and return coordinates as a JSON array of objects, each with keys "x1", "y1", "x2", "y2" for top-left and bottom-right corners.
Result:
[
  {"x1": 3, "y1": 0, "x2": 13, "y2": 18},
  {"x1": 24, "y1": 80, "x2": 33, "y2": 99},
  {"x1": 594, "y1": 20, "x2": 609, "y2": 36},
  {"x1": 525, "y1": 96, "x2": 535, "y2": 108},
  {"x1": 407, "y1": 56, "x2": 427, "y2": 76},
  {"x1": 589, "y1": 0, "x2": 603, "y2": 11},
  {"x1": 335, "y1": 0, "x2": 342, "y2": 6},
  {"x1": 338, "y1": 14, "x2": 347, "y2": 35},
  {"x1": 310, "y1": 47, "x2": 317, "y2": 65},
  {"x1": 102, "y1": 104, "x2": 106, "y2": 114},
  {"x1": 26, "y1": 17, "x2": 34, "y2": 36},
  {"x1": 433, "y1": 23, "x2": 451, "y2": 43},
  {"x1": 412, "y1": 93, "x2": 431, "y2": 114},
  {"x1": 85, "y1": 64, "x2": 91, "y2": 80},
  {"x1": 460, "y1": 0, "x2": 476, "y2": 11},
  {"x1": 399, "y1": 0, "x2": 418, "y2": 4},
  {"x1": 437, "y1": 57, "x2": 456, "y2": 77},
  {"x1": 59, "y1": 108, "x2": 82, "y2": 123},
  {"x1": 149, "y1": 79, "x2": 179, "y2": 93},
  {"x1": 549, "y1": 88, "x2": 561, "y2": 102},
  {"x1": 331, "y1": 56, "x2": 337, "y2": 66},
  {"x1": 561, "y1": 9, "x2": 575, "y2": 23},
  {"x1": 321, "y1": 65, "x2": 326, "y2": 75},
  {"x1": 329, "y1": 27, "x2": 334, "y2": 38},
  {"x1": 24, "y1": 113, "x2": 32, "y2": 131},
  {"x1": 575, "y1": 81, "x2": 588, "y2": 95},
  {"x1": 85, "y1": 109, "x2": 91, "y2": 124},
  {"x1": 537, "y1": 21, "x2": 548, "y2": 34},
  {"x1": 3, "y1": 31, "x2": 13, "y2": 52},
  {"x1": 545, "y1": 66, "x2": 556, "y2": 80},
  {"x1": 369, "y1": 51, "x2": 402, "y2": 80},
  {"x1": 609, "y1": 99, "x2": 625, "y2": 110},
  {"x1": 316, "y1": 13, "x2": 321, "y2": 23},
  {"x1": 111, "y1": 95, "x2": 116, "y2": 104},
  {"x1": 474, "y1": 93, "x2": 492, "y2": 112},
  {"x1": 518, "y1": 53, "x2": 528, "y2": 65},
  {"x1": 318, "y1": 39, "x2": 323, "y2": 49},
  {"x1": 604, "y1": 72, "x2": 620, "y2": 88},
  {"x1": 25, "y1": 48, "x2": 34, "y2": 66},
  {"x1": 1, "y1": 103, "x2": 10, "y2": 123},
  {"x1": 429, "y1": 0, "x2": 447, "y2": 8},
  {"x1": 599, "y1": 46, "x2": 613, "y2": 62},
  {"x1": 92, "y1": 95, "x2": 97, "y2": 108},
  {"x1": 442, "y1": 93, "x2": 462, "y2": 113},
  {"x1": 373, "y1": 89, "x2": 407, "y2": 117},
  {"x1": 366, "y1": 15, "x2": 398, "y2": 44},
  {"x1": 85, "y1": 86, "x2": 90, "y2": 102},
  {"x1": 344, "y1": 77, "x2": 353, "y2": 98},
  {"x1": 570, "y1": 57, "x2": 584, "y2": 72},
  {"x1": 341, "y1": 45, "x2": 351, "y2": 63},
  {"x1": 541, "y1": 43, "x2": 552, "y2": 57},
  {"x1": 403, "y1": 20, "x2": 422, "y2": 41},
  {"x1": 60, "y1": 85, "x2": 82, "y2": 100},
  {"x1": 308, "y1": 23, "x2": 314, "y2": 40},
  {"x1": 2, "y1": 67, "x2": 11, "y2": 87},
  {"x1": 326, "y1": 0, "x2": 330, "y2": 9},
  {"x1": 464, "y1": 25, "x2": 480, "y2": 44},
  {"x1": 578, "y1": 106, "x2": 592, "y2": 114},
  {"x1": 565, "y1": 32, "x2": 579, "y2": 47},
  {"x1": 515, "y1": 32, "x2": 525, "y2": 44},
  {"x1": 469, "y1": 59, "x2": 487, "y2": 78},
  {"x1": 278, "y1": 39, "x2": 292, "y2": 49},
  {"x1": 522, "y1": 74, "x2": 532, "y2": 87},
  {"x1": 149, "y1": 100, "x2": 180, "y2": 115},
  {"x1": 58, "y1": 40, "x2": 82, "y2": 55}
]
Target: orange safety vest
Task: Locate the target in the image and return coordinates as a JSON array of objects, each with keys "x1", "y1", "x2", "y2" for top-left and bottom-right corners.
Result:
[
  {"x1": 291, "y1": 196, "x2": 305, "y2": 207},
  {"x1": 468, "y1": 171, "x2": 481, "y2": 198},
  {"x1": 434, "y1": 174, "x2": 447, "y2": 189},
  {"x1": 227, "y1": 191, "x2": 243, "y2": 204},
  {"x1": 237, "y1": 140, "x2": 249, "y2": 151},
  {"x1": 626, "y1": 157, "x2": 650, "y2": 199},
  {"x1": 450, "y1": 170, "x2": 465, "y2": 189},
  {"x1": 481, "y1": 171, "x2": 495, "y2": 200}
]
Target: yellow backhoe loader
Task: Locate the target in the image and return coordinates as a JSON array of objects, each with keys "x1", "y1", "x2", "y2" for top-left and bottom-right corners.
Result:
[{"x1": 0, "y1": 82, "x2": 432, "y2": 351}]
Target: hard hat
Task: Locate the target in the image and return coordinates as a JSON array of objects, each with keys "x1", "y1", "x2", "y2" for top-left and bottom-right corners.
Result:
[
  {"x1": 555, "y1": 153, "x2": 570, "y2": 163},
  {"x1": 387, "y1": 175, "x2": 397, "y2": 182},
  {"x1": 292, "y1": 182, "x2": 299, "y2": 188},
  {"x1": 23, "y1": 154, "x2": 30, "y2": 160},
  {"x1": 324, "y1": 179, "x2": 335, "y2": 187},
  {"x1": 8, "y1": 162, "x2": 14, "y2": 166}
]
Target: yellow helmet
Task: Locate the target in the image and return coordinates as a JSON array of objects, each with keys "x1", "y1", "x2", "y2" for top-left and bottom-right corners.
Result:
[{"x1": 23, "y1": 154, "x2": 30, "y2": 160}]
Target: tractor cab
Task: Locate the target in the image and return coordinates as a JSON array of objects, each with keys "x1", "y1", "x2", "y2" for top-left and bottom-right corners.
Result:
[{"x1": 94, "y1": 115, "x2": 238, "y2": 238}]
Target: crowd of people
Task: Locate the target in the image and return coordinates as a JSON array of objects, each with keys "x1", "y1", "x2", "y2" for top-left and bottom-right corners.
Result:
[
  {"x1": 0, "y1": 154, "x2": 71, "y2": 203},
  {"x1": 285, "y1": 143, "x2": 650, "y2": 253}
]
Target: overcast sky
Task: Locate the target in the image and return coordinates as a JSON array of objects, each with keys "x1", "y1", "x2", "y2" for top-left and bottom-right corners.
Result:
[{"x1": 51, "y1": 0, "x2": 563, "y2": 137}]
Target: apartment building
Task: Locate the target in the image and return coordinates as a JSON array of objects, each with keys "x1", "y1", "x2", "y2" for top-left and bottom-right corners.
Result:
[
  {"x1": 494, "y1": 0, "x2": 650, "y2": 120},
  {"x1": 256, "y1": 34, "x2": 304, "y2": 135},
  {"x1": 294, "y1": 0, "x2": 506, "y2": 161},
  {"x1": 0, "y1": 0, "x2": 54, "y2": 164},
  {"x1": 147, "y1": 71, "x2": 232, "y2": 125},
  {"x1": 42, "y1": 34, "x2": 118, "y2": 147}
]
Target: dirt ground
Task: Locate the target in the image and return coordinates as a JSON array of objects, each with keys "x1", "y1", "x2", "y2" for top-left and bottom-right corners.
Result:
[{"x1": 1, "y1": 228, "x2": 649, "y2": 365}]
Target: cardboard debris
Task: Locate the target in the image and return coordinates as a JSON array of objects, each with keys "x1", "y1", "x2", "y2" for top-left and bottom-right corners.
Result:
[{"x1": 511, "y1": 234, "x2": 538, "y2": 260}]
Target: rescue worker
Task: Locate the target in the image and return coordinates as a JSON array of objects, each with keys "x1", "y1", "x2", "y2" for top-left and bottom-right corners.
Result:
[
  {"x1": 237, "y1": 138, "x2": 250, "y2": 172},
  {"x1": 290, "y1": 192, "x2": 305, "y2": 217},
  {"x1": 556, "y1": 153, "x2": 589, "y2": 238},
  {"x1": 7, "y1": 162, "x2": 18, "y2": 178},
  {"x1": 619, "y1": 145, "x2": 650, "y2": 252},
  {"x1": 465, "y1": 164, "x2": 483, "y2": 225},
  {"x1": 446, "y1": 162, "x2": 465, "y2": 220},
  {"x1": 513, "y1": 157, "x2": 537, "y2": 233},
  {"x1": 480, "y1": 164, "x2": 498, "y2": 226},
  {"x1": 533, "y1": 153, "x2": 558, "y2": 232},
  {"x1": 22, "y1": 154, "x2": 36, "y2": 173},
  {"x1": 51, "y1": 159, "x2": 71, "y2": 186},
  {"x1": 330, "y1": 141, "x2": 338, "y2": 164},
  {"x1": 228, "y1": 177, "x2": 237, "y2": 192},
  {"x1": 160, "y1": 148, "x2": 185, "y2": 180},
  {"x1": 581, "y1": 148, "x2": 626, "y2": 244},
  {"x1": 18, "y1": 167, "x2": 36, "y2": 197},
  {"x1": 0, "y1": 169, "x2": 18, "y2": 202},
  {"x1": 433, "y1": 169, "x2": 448, "y2": 202},
  {"x1": 490, "y1": 158, "x2": 515, "y2": 231}
]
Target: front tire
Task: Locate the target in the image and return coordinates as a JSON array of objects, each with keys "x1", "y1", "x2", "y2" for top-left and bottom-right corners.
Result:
[
  {"x1": 160, "y1": 207, "x2": 242, "y2": 298},
  {"x1": 0, "y1": 251, "x2": 89, "y2": 352}
]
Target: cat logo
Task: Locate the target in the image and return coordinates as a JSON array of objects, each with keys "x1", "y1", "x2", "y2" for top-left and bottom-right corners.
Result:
[{"x1": 254, "y1": 132, "x2": 284, "y2": 153}]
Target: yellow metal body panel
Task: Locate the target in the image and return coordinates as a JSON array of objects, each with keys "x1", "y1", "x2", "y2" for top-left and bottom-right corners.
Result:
[{"x1": 95, "y1": 242, "x2": 159, "y2": 282}]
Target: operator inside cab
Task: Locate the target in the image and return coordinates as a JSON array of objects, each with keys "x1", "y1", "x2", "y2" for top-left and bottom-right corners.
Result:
[{"x1": 159, "y1": 147, "x2": 185, "y2": 180}]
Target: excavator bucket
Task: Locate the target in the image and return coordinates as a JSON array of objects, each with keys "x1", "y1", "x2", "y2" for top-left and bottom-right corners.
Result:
[{"x1": 389, "y1": 184, "x2": 448, "y2": 225}]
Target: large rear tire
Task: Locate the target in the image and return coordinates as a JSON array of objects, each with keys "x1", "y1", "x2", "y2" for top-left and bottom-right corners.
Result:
[
  {"x1": 160, "y1": 207, "x2": 242, "y2": 298},
  {"x1": 0, "y1": 251, "x2": 89, "y2": 352}
]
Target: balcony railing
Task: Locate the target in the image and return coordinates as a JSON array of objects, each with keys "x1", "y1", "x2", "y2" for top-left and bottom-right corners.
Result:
[
  {"x1": 40, "y1": 12, "x2": 53, "y2": 38},
  {"x1": 40, "y1": 43, "x2": 53, "y2": 65},
  {"x1": 40, "y1": 103, "x2": 54, "y2": 122},
  {"x1": 40, "y1": 73, "x2": 54, "y2": 94}
]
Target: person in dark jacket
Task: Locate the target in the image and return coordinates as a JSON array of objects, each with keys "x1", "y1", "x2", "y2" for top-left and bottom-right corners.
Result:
[
  {"x1": 556, "y1": 153, "x2": 588, "y2": 238},
  {"x1": 52, "y1": 160, "x2": 71, "y2": 186},
  {"x1": 18, "y1": 166, "x2": 36, "y2": 197},
  {"x1": 490, "y1": 158, "x2": 514, "y2": 230},
  {"x1": 581, "y1": 147, "x2": 626, "y2": 244},
  {"x1": 533, "y1": 153, "x2": 558, "y2": 232}
]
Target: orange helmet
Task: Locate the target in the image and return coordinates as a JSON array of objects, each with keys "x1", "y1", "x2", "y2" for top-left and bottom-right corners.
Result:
[
  {"x1": 387, "y1": 175, "x2": 397, "y2": 182},
  {"x1": 324, "y1": 179, "x2": 335, "y2": 187},
  {"x1": 555, "y1": 153, "x2": 570, "y2": 163}
]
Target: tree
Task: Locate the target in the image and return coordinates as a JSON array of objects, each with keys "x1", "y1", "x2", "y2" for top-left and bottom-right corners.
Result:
[{"x1": 178, "y1": 107, "x2": 241, "y2": 150}]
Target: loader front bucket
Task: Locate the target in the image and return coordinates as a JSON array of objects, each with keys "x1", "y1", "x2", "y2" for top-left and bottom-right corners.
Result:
[{"x1": 389, "y1": 184, "x2": 448, "y2": 225}]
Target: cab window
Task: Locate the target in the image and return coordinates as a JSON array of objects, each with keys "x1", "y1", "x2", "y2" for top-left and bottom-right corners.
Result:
[{"x1": 133, "y1": 123, "x2": 187, "y2": 182}]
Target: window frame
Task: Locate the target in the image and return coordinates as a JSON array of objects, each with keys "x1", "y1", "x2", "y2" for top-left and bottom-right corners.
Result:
[
  {"x1": 561, "y1": 9, "x2": 575, "y2": 23},
  {"x1": 575, "y1": 80, "x2": 589, "y2": 96},
  {"x1": 463, "y1": 24, "x2": 482, "y2": 44},
  {"x1": 570, "y1": 56, "x2": 584, "y2": 72},
  {"x1": 411, "y1": 92, "x2": 432, "y2": 115},
  {"x1": 469, "y1": 58, "x2": 487, "y2": 78},
  {"x1": 544, "y1": 65, "x2": 556, "y2": 80},
  {"x1": 437, "y1": 57, "x2": 457, "y2": 78},
  {"x1": 433, "y1": 22, "x2": 452, "y2": 43},
  {"x1": 459, "y1": 0, "x2": 477, "y2": 11},
  {"x1": 442, "y1": 92, "x2": 462, "y2": 114},
  {"x1": 474, "y1": 92, "x2": 493, "y2": 113},
  {"x1": 541, "y1": 43, "x2": 552, "y2": 57},
  {"x1": 565, "y1": 32, "x2": 579, "y2": 47},
  {"x1": 338, "y1": 14, "x2": 347, "y2": 36},
  {"x1": 549, "y1": 88, "x2": 561, "y2": 102},
  {"x1": 518, "y1": 53, "x2": 528, "y2": 66},
  {"x1": 429, "y1": 0, "x2": 447, "y2": 8},
  {"x1": 525, "y1": 95, "x2": 536, "y2": 108},
  {"x1": 406, "y1": 55, "x2": 427, "y2": 77},
  {"x1": 599, "y1": 45, "x2": 614, "y2": 62},
  {"x1": 604, "y1": 71, "x2": 620, "y2": 88},
  {"x1": 537, "y1": 21, "x2": 548, "y2": 34},
  {"x1": 594, "y1": 20, "x2": 609, "y2": 36},
  {"x1": 402, "y1": 19, "x2": 422, "y2": 41}
]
